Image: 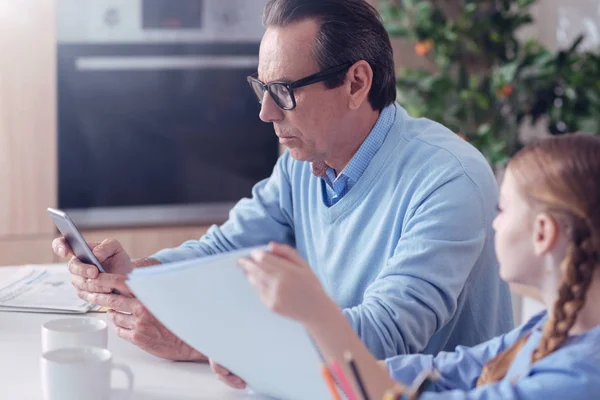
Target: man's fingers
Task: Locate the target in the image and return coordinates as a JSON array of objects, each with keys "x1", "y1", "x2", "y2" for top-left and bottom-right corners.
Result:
[
  {"x1": 68, "y1": 257, "x2": 99, "y2": 279},
  {"x1": 78, "y1": 291, "x2": 137, "y2": 312},
  {"x1": 71, "y1": 275, "x2": 88, "y2": 291},
  {"x1": 72, "y1": 274, "x2": 129, "y2": 295},
  {"x1": 86, "y1": 276, "x2": 118, "y2": 294},
  {"x1": 93, "y1": 273, "x2": 133, "y2": 296},
  {"x1": 112, "y1": 323, "x2": 146, "y2": 349},
  {"x1": 210, "y1": 359, "x2": 230, "y2": 376},
  {"x1": 52, "y1": 238, "x2": 100, "y2": 258},
  {"x1": 52, "y1": 237, "x2": 72, "y2": 258},
  {"x1": 86, "y1": 241, "x2": 102, "y2": 250},
  {"x1": 69, "y1": 258, "x2": 132, "y2": 295},
  {"x1": 71, "y1": 275, "x2": 113, "y2": 294},
  {"x1": 113, "y1": 324, "x2": 135, "y2": 343},
  {"x1": 93, "y1": 238, "x2": 124, "y2": 263},
  {"x1": 220, "y1": 374, "x2": 247, "y2": 389},
  {"x1": 210, "y1": 360, "x2": 247, "y2": 389},
  {"x1": 108, "y1": 309, "x2": 136, "y2": 330}
]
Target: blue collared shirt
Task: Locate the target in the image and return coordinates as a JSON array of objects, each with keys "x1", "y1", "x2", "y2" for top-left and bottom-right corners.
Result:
[
  {"x1": 322, "y1": 104, "x2": 395, "y2": 206},
  {"x1": 386, "y1": 311, "x2": 600, "y2": 399}
]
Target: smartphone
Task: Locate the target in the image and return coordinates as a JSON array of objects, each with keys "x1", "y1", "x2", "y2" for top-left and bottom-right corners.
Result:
[{"x1": 47, "y1": 207, "x2": 106, "y2": 273}]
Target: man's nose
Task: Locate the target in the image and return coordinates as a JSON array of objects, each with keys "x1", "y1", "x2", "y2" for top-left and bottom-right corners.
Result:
[{"x1": 259, "y1": 91, "x2": 284, "y2": 123}]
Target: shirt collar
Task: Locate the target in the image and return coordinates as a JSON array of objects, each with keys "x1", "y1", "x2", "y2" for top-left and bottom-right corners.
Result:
[{"x1": 312, "y1": 103, "x2": 397, "y2": 184}]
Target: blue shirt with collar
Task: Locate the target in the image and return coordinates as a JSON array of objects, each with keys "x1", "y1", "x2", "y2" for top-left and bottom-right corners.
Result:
[
  {"x1": 386, "y1": 311, "x2": 600, "y2": 399},
  {"x1": 322, "y1": 105, "x2": 394, "y2": 206}
]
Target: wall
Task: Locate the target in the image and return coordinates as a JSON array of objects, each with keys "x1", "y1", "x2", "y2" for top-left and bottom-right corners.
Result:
[
  {"x1": 0, "y1": 0, "x2": 58, "y2": 265},
  {"x1": 543, "y1": 0, "x2": 600, "y2": 50}
]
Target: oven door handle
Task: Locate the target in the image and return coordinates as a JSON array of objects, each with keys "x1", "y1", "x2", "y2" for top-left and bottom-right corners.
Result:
[{"x1": 75, "y1": 55, "x2": 259, "y2": 71}]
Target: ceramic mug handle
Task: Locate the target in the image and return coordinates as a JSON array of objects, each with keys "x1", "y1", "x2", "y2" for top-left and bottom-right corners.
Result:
[{"x1": 111, "y1": 363, "x2": 135, "y2": 398}]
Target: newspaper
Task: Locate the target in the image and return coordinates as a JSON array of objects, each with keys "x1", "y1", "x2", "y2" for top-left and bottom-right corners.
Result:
[{"x1": 0, "y1": 265, "x2": 96, "y2": 313}]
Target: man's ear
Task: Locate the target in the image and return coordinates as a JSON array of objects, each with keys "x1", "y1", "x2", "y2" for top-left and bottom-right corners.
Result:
[
  {"x1": 346, "y1": 60, "x2": 373, "y2": 110},
  {"x1": 532, "y1": 213, "x2": 560, "y2": 256}
]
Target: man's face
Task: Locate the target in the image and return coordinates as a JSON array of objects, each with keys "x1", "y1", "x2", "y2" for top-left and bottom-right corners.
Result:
[{"x1": 257, "y1": 19, "x2": 349, "y2": 162}]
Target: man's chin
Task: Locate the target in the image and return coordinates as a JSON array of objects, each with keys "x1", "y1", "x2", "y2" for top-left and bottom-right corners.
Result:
[{"x1": 286, "y1": 148, "x2": 311, "y2": 161}]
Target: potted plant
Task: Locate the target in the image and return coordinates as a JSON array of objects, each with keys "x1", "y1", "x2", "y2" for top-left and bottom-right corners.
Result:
[{"x1": 380, "y1": 0, "x2": 600, "y2": 166}]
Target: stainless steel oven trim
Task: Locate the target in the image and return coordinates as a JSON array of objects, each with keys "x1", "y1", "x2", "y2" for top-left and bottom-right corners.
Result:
[
  {"x1": 57, "y1": 0, "x2": 267, "y2": 44},
  {"x1": 75, "y1": 55, "x2": 259, "y2": 71}
]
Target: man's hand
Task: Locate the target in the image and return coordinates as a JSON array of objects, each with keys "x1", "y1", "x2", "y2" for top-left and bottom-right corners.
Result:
[
  {"x1": 52, "y1": 237, "x2": 135, "y2": 295},
  {"x1": 209, "y1": 359, "x2": 247, "y2": 389},
  {"x1": 77, "y1": 289, "x2": 206, "y2": 361},
  {"x1": 52, "y1": 236, "x2": 206, "y2": 362}
]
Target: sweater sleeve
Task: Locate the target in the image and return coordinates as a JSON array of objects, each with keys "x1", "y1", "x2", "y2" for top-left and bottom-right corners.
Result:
[
  {"x1": 342, "y1": 169, "x2": 491, "y2": 359},
  {"x1": 150, "y1": 152, "x2": 295, "y2": 263}
]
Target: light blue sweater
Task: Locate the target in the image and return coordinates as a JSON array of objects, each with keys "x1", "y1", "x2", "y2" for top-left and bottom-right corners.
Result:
[
  {"x1": 386, "y1": 311, "x2": 600, "y2": 399},
  {"x1": 152, "y1": 103, "x2": 514, "y2": 359}
]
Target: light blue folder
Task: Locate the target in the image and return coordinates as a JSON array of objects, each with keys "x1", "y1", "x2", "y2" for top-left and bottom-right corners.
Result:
[{"x1": 127, "y1": 246, "x2": 330, "y2": 400}]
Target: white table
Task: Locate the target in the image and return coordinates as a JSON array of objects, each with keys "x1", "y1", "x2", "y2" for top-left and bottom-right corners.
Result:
[{"x1": 0, "y1": 311, "x2": 266, "y2": 399}]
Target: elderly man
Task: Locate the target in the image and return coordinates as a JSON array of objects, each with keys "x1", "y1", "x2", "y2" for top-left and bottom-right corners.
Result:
[{"x1": 53, "y1": 0, "x2": 513, "y2": 372}]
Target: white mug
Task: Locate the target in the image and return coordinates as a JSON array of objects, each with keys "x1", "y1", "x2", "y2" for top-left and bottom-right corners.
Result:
[
  {"x1": 40, "y1": 347, "x2": 134, "y2": 400},
  {"x1": 42, "y1": 317, "x2": 108, "y2": 353}
]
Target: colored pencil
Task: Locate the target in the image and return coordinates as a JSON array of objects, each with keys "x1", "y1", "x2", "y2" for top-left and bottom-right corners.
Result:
[
  {"x1": 329, "y1": 360, "x2": 359, "y2": 400},
  {"x1": 344, "y1": 350, "x2": 370, "y2": 400},
  {"x1": 321, "y1": 364, "x2": 343, "y2": 400}
]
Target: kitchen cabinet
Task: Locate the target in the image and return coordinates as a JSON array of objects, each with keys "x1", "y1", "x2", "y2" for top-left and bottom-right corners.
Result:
[
  {"x1": 0, "y1": 237, "x2": 55, "y2": 266},
  {"x1": 0, "y1": 0, "x2": 57, "y2": 238},
  {"x1": 58, "y1": 226, "x2": 211, "y2": 262}
]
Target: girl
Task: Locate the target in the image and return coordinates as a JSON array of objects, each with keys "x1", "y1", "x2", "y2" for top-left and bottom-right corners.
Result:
[{"x1": 217, "y1": 134, "x2": 600, "y2": 399}]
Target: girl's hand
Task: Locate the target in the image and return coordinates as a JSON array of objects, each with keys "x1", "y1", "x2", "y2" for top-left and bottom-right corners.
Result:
[{"x1": 238, "y1": 242, "x2": 334, "y2": 325}]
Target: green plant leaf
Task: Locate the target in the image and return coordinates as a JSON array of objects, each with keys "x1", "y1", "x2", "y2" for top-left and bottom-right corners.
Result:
[
  {"x1": 386, "y1": 25, "x2": 411, "y2": 37},
  {"x1": 414, "y1": 2, "x2": 434, "y2": 30},
  {"x1": 516, "y1": 0, "x2": 537, "y2": 9},
  {"x1": 579, "y1": 117, "x2": 600, "y2": 133},
  {"x1": 477, "y1": 124, "x2": 492, "y2": 137},
  {"x1": 475, "y1": 93, "x2": 491, "y2": 109}
]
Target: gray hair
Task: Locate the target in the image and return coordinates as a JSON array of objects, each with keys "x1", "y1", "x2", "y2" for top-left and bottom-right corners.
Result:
[{"x1": 263, "y1": 0, "x2": 396, "y2": 111}]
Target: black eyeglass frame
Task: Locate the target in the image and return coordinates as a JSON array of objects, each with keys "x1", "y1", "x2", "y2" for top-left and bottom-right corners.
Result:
[{"x1": 246, "y1": 62, "x2": 353, "y2": 111}]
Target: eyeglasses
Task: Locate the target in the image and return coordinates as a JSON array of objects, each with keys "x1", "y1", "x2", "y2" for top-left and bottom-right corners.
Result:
[{"x1": 247, "y1": 63, "x2": 353, "y2": 111}]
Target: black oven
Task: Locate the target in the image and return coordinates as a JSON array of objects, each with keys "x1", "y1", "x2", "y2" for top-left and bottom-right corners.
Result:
[{"x1": 57, "y1": 0, "x2": 276, "y2": 228}]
